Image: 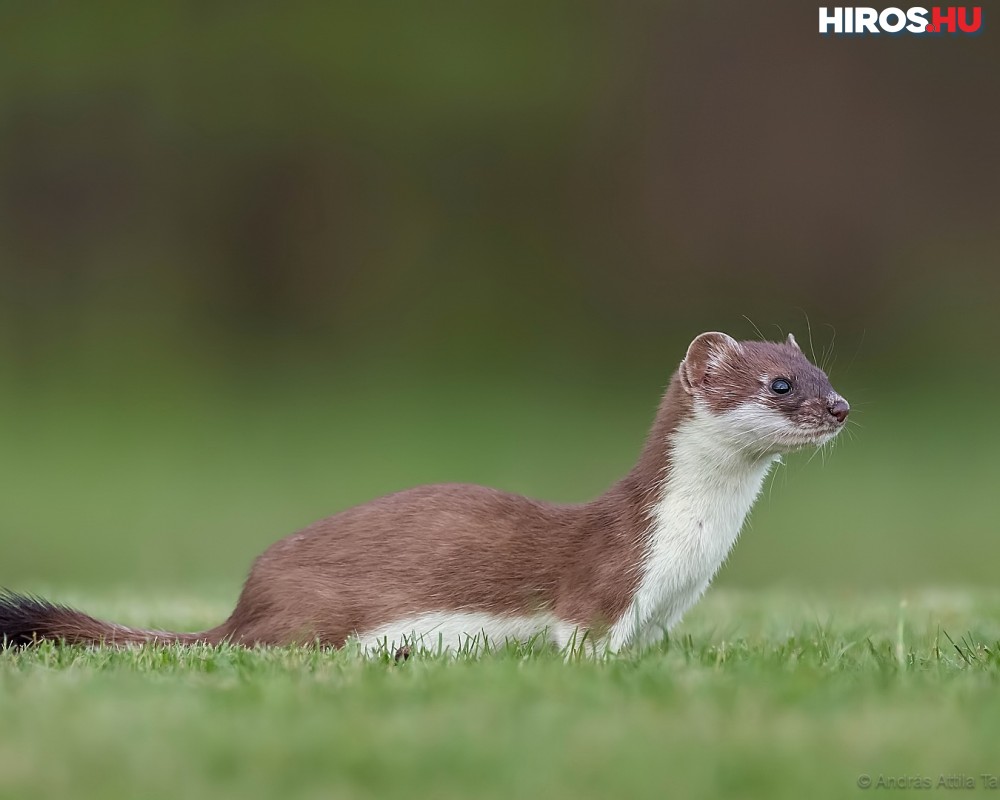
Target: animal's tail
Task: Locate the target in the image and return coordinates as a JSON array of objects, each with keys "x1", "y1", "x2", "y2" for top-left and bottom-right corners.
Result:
[{"x1": 0, "y1": 590, "x2": 227, "y2": 648}]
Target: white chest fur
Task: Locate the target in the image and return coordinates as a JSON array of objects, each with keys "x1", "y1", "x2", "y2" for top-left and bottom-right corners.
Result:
[{"x1": 607, "y1": 405, "x2": 777, "y2": 650}]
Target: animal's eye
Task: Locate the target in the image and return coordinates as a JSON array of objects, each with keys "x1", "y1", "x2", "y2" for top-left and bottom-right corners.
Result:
[{"x1": 770, "y1": 378, "x2": 792, "y2": 395}]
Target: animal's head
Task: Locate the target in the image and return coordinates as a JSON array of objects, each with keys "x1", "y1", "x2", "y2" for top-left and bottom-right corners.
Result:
[{"x1": 679, "y1": 331, "x2": 849, "y2": 456}]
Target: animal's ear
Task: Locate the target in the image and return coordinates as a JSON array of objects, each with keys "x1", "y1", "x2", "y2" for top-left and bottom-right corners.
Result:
[
  {"x1": 786, "y1": 332, "x2": 802, "y2": 352},
  {"x1": 680, "y1": 332, "x2": 740, "y2": 394}
]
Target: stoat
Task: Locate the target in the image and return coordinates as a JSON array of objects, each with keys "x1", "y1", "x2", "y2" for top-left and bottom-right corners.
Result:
[{"x1": 0, "y1": 332, "x2": 849, "y2": 653}]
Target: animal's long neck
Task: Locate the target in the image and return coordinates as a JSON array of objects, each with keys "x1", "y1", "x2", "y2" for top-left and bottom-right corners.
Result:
[
  {"x1": 596, "y1": 374, "x2": 777, "y2": 646},
  {"x1": 611, "y1": 371, "x2": 777, "y2": 510},
  {"x1": 601, "y1": 373, "x2": 693, "y2": 514}
]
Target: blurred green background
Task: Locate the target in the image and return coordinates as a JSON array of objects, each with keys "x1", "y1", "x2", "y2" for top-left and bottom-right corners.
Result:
[{"x1": 1, "y1": 2, "x2": 997, "y2": 599}]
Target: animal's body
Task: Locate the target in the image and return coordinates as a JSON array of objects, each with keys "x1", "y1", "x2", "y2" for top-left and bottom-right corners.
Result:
[{"x1": 0, "y1": 332, "x2": 849, "y2": 653}]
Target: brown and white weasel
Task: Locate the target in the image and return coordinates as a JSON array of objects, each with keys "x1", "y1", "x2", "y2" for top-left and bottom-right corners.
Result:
[{"x1": 1, "y1": 332, "x2": 849, "y2": 653}]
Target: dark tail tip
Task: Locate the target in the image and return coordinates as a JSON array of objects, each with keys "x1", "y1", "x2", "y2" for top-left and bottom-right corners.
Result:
[{"x1": 0, "y1": 590, "x2": 83, "y2": 648}]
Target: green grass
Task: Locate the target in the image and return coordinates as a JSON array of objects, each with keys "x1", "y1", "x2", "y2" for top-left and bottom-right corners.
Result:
[{"x1": 5, "y1": 589, "x2": 1000, "y2": 800}]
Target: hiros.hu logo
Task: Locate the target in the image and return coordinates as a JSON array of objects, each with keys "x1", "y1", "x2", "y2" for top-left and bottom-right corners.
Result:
[{"x1": 819, "y1": 6, "x2": 982, "y2": 34}]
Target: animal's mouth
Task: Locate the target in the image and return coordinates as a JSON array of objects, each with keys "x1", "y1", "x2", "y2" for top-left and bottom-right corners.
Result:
[
  {"x1": 785, "y1": 425, "x2": 842, "y2": 448},
  {"x1": 741, "y1": 425, "x2": 842, "y2": 457}
]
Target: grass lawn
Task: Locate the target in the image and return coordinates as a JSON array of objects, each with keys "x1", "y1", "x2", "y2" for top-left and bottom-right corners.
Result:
[{"x1": 4, "y1": 589, "x2": 1000, "y2": 800}]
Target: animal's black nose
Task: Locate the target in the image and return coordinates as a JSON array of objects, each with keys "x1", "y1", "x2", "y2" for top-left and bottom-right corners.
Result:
[{"x1": 828, "y1": 398, "x2": 850, "y2": 424}]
